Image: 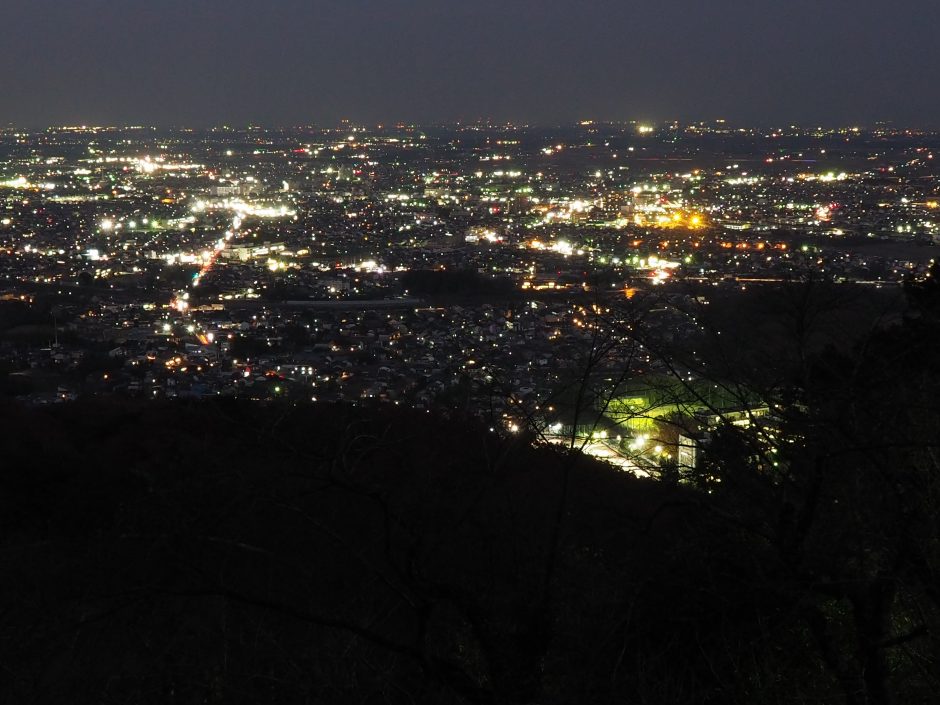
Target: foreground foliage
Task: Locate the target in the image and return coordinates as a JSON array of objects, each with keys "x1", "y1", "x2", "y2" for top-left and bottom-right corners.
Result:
[{"x1": 0, "y1": 272, "x2": 939, "y2": 704}]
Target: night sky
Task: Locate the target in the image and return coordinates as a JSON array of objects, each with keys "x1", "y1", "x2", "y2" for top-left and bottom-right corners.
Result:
[{"x1": 4, "y1": 0, "x2": 939, "y2": 127}]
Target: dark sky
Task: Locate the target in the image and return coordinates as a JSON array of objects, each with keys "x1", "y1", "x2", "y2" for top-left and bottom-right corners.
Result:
[{"x1": 3, "y1": 0, "x2": 939, "y2": 128}]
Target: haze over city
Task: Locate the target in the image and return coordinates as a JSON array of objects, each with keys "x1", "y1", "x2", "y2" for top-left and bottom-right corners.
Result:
[{"x1": 4, "y1": 0, "x2": 940, "y2": 127}]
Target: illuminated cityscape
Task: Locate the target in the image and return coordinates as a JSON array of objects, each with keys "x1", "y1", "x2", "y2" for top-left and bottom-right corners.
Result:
[
  {"x1": 1, "y1": 122, "x2": 936, "y2": 465},
  {"x1": 4, "y1": 1, "x2": 940, "y2": 703}
]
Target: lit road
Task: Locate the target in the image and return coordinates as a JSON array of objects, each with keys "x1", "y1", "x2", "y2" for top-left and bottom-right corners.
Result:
[{"x1": 544, "y1": 435, "x2": 649, "y2": 477}]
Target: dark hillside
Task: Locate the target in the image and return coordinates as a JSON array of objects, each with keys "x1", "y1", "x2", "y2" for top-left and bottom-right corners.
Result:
[
  {"x1": 0, "y1": 400, "x2": 795, "y2": 704},
  {"x1": 0, "y1": 383, "x2": 937, "y2": 704}
]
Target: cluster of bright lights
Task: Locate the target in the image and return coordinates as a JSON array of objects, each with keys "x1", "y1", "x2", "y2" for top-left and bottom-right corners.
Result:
[
  {"x1": 799, "y1": 172, "x2": 848, "y2": 182},
  {"x1": 1, "y1": 176, "x2": 54, "y2": 190},
  {"x1": 634, "y1": 211, "x2": 705, "y2": 229},
  {"x1": 629, "y1": 434, "x2": 649, "y2": 451},
  {"x1": 355, "y1": 260, "x2": 388, "y2": 274},
  {"x1": 191, "y1": 199, "x2": 294, "y2": 218},
  {"x1": 134, "y1": 157, "x2": 201, "y2": 174},
  {"x1": 541, "y1": 199, "x2": 597, "y2": 222},
  {"x1": 466, "y1": 228, "x2": 502, "y2": 244}
]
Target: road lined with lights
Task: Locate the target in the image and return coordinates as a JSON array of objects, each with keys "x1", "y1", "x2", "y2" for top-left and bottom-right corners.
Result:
[{"x1": 166, "y1": 198, "x2": 296, "y2": 345}]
